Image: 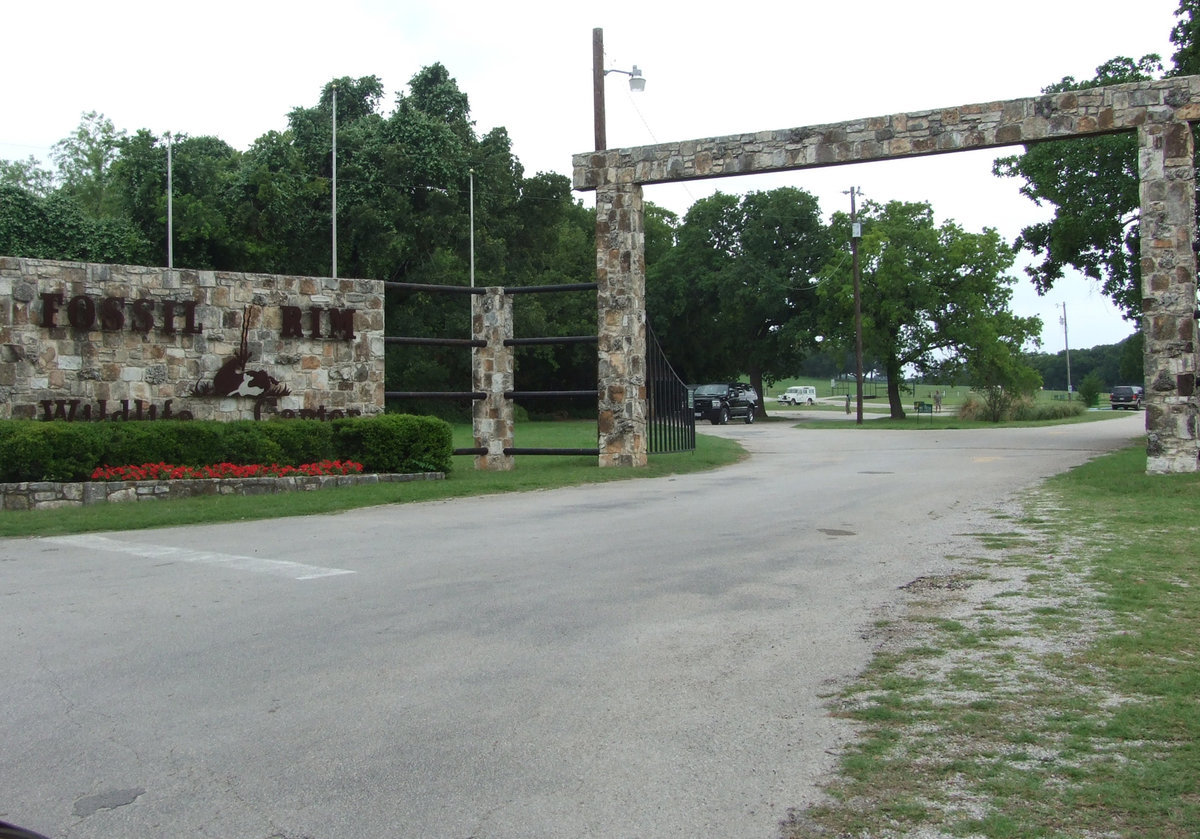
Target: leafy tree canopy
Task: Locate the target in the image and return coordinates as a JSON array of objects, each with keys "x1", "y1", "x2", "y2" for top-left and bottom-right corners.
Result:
[
  {"x1": 817, "y1": 200, "x2": 1041, "y2": 418},
  {"x1": 0, "y1": 156, "x2": 54, "y2": 197},
  {"x1": 992, "y1": 55, "x2": 1163, "y2": 318},
  {"x1": 647, "y1": 187, "x2": 833, "y2": 403},
  {"x1": 50, "y1": 111, "x2": 126, "y2": 218},
  {"x1": 992, "y1": 0, "x2": 1200, "y2": 320}
]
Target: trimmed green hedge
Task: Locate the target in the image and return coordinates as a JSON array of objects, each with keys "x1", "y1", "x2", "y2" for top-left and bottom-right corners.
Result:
[{"x1": 0, "y1": 413, "x2": 453, "y2": 483}]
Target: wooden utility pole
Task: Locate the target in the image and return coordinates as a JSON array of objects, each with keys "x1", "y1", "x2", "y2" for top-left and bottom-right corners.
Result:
[
  {"x1": 593, "y1": 28, "x2": 606, "y2": 151},
  {"x1": 849, "y1": 187, "x2": 864, "y2": 425},
  {"x1": 1060, "y1": 302, "x2": 1072, "y2": 399}
]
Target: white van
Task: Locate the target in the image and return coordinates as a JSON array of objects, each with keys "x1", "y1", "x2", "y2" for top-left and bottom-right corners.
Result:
[{"x1": 778, "y1": 386, "x2": 817, "y2": 406}]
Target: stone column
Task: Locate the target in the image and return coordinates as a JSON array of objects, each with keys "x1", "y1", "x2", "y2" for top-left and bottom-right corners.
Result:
[
  {"x1": 1139, "y1": 121, "x2": 1199, "y2": 473},
  {"x1": 595, "y1": 183, "x2": 648, "y2": 467},
  {"x1": 472, "y1": 286, "x2": 514, "y2": 471}
]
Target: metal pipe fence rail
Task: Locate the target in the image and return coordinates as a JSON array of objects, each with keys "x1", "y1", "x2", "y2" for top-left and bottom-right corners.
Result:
[
  {"x1": 504, "y1": 336, "x2": 598, "y2": 347},
  {"x1": 380, "y1": 281, "x2": 598, "y2": 296},
  {"x1": 385, "y1": 336, "x2": 486, "y2": 348},
  {"x1": 381, "y1": 280, "x2": 604, "y2": 462}
]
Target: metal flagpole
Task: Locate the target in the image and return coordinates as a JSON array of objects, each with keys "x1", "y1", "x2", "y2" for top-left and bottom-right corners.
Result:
[
  {"x1": 469, "y1": 168, "x2": 475, "y2": 287},
  {"x1": 166, "y1": 132, "x2": 173, "y2": 269},
  {"x1": 332, "y1": 84, "x2": 338, "y2": 279}
]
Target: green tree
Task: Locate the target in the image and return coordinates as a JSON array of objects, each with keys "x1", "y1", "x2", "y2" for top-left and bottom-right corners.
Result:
[
  {"x1": 0, "y1": 156, "x2": 54, "y2": 196},
  {"x1": 229, "y1": 129, "x2": 328, "y2": 275},
  {"x1": 50, "y1": 111, "x2": 126, "y2": 218},
  {"x1": 647, "y1": 188, "x2": 833, "y2": 405},
  {"x1": 991, "y1": 55, "x2": 1162, "y2": 318},
  {"x1": 107, "y1": 131, "x2": 246, "y2": 270},
  {"x1": 0, "y1": 184, "x2": 151, "y2": 264},
  {"x1": 3, "y1": 65, "x2": 602, "y2": 410},
  {"x1": 1171, "y1": 0, "x2": 1200, "y2": 74},
  {"x1": 169, "y1": 135, "x2": 245, "y2": 269},
  {"x1": 1078, "y1": 370, "x2": 1105, "y2": 407},
  {"x1": 1118, "y1": 330, "x2": 1145, "y2": 383},
  {"x1": 963, "y1": 328, "x2": 1043, "y2": 422},
  {"x1": 818, "y1": 200, "x2": 1041, "y2": 419}
]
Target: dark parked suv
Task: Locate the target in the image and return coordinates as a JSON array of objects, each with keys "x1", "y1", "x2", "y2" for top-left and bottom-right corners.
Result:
[
  {"x1": 693, "y1": 382, "x2": 758, "y2": 425},
  {"x1": 1110, "y1": 385, "x2": 1144, "y2": 410}
]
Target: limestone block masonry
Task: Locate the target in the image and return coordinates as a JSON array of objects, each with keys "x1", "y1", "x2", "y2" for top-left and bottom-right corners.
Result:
[
  {"x1": 574, "y1": 75, "x2": 1200, "y2": 474},
  {"x1": 472, "y1": 287, "x2": 515, "y2": 471},
  {"x1": 0, "y1": 471, "x2": 443, "y2": 511},
  {"x1": 0, "y1": 257, "x2": 386, "y2": 422}
]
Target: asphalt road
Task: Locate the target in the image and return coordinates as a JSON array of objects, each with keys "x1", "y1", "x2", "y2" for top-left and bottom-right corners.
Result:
[{"x1": 1, "y1": 414, "x2": 1144, "y2": 839}]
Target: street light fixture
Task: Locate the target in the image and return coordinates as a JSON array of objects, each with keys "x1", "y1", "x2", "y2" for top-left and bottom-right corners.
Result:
[
  {"x1": 608, "y1": 65, "x2": 646, "y2": 92},
  {"x1": 592, "y1": 28, "x2": 646, "y2": 150}
]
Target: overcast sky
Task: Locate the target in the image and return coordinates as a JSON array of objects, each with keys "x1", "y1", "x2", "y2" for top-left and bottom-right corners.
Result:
[{"x1": 2, "y1": 0, "x2": 1184, "y2": 351}]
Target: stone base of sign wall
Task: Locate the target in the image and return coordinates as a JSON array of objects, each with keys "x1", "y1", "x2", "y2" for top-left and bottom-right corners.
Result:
[{"x1": 1, "y1": 472, "x2": 443, "y2": 511}]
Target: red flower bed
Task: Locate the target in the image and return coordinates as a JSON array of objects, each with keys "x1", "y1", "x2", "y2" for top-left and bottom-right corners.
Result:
[{"x1": 90, "y1": 460, "x2": 365, "y2": 482}]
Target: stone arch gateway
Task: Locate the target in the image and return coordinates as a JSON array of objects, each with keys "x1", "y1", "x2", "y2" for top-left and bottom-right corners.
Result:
[{"x1": 573, "y1": 75, "x2": 1200, "y2": 474}]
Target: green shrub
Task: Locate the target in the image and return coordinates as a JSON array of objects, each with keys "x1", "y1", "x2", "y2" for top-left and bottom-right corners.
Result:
[
  {"x1": 95, "y1": 421, "x2": 225, "y2": 469},
  {"x1": 333, "y1": 413, "x2": 453, "y2": 474},
  {"x1": 98, "y1": 422, "x2": 187, "y2": 467},
  {"x1": 0, "y1": 422, "x2": 107, "y2": 481},
  {"x1": 170, "y1": 423, "x2": 226, "y2": 466},
  {"x1": 258, "y1": 420, "x2": 336, "y2": 465},
  {"x1": 215, "y1": 422, "x2": 286, "y2": 465},
  {"x1": 1077, "y1": 372, "x2": 1104, "y2": 408},
  {"x1": 0, "y1": 413, "x2": 454, "y2": 482},
  {"x1": 0, "y1": 421, "x2": 23, "y2": 447}
]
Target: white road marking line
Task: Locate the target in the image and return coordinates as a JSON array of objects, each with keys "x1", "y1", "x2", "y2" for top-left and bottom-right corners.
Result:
[{"x1": 44, "y1": 535, "x2": 355, "y2": 580}]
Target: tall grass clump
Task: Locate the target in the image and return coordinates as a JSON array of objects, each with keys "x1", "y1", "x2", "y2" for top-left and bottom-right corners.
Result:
[
  {"x1": 957, "y1": 393, "x2": 1086, "y2": 422},
  {"x1": 1010, "y1": 398, "x2": 1086, "y2": 421}
]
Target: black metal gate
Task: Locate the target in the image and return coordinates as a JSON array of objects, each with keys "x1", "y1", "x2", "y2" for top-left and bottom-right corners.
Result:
[
  {"x1": 383, "y1": 281, "x2": 694, "y2": 460},
  {"x1": 647, "y1": 324, "x2": 695, "y2": 454},
  {"x1": 382, "y1": 281, "x2": 600, "y2": 457}
]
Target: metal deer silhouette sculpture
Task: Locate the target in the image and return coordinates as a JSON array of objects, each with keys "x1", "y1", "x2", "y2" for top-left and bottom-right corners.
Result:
[{"x1": 193, "y1": 306, "x2": 290, "y2": 399}]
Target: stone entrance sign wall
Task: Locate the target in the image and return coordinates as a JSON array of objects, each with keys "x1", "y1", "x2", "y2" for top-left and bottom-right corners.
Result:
[
  {"x1": 573, "y1": 76, "x2": 1200, "y2": 474},
  {"x1": 1, "y1": 257, "x2": 385, "y2": 422}
]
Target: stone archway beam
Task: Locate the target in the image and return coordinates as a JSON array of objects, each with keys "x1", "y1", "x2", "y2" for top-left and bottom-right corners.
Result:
[
  {"x1": 575, "y1": 75, "x2": 1200, "y2": 473},
  {"x1": 572, "y1": 75, "x2": 1200, "y2": 189}
]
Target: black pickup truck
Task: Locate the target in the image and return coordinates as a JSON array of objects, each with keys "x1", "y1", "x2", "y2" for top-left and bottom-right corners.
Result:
[{"x1": 692, "y1": 382, "x2": 758, "y2": 425}]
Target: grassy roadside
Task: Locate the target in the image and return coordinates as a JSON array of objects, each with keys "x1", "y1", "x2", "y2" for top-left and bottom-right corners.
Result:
[
  {"x1": 789, "y1": 410, "x2": 1127, "y2": 430},
  {"x1": 787, "y1": 443, "x2": 1200, "y2": 838},
  {"x1": 0, "y1": 422, "x2": 743, "y2": 538}
]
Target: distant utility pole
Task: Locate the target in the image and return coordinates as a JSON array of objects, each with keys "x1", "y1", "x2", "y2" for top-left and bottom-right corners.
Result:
[
  {"x1": 1060, "y1": 302, "x2": 1072, "y2": 399},
  {"x1": 847, "y1": 186, "x2": 865, "y2": 425}
]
